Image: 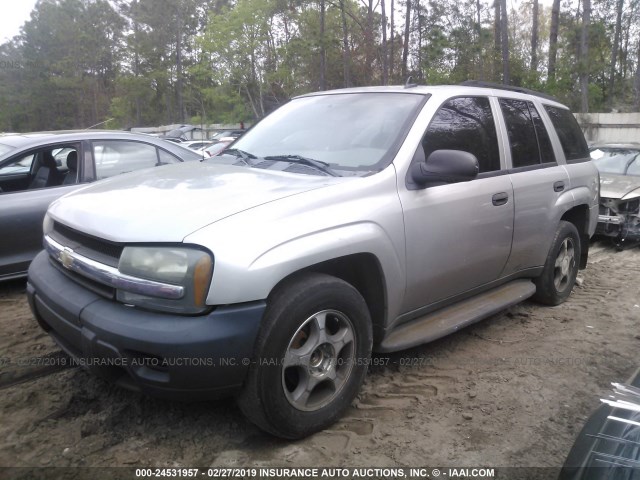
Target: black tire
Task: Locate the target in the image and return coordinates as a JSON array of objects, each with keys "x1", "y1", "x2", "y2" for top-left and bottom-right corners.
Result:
[
  {"x1": 237, "y1": 272, "x2": 372, "y2": 439},
  {"x1": 533, "y1": 220, "x2": 581, "y2": 306}
]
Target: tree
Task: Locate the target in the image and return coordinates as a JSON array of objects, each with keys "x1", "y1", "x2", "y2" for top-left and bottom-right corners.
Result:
[
  {"x1": 548, "y1": 0, "x2": 561, "y2": 80},
  {"x1": 400, "y1": 0, "x2": 411, "y2": 79},
  {"x1": 607, "y1": 0, "x2": 624, "y2": 109},
  {"x1": 635, "y1": 39, "x2": 640, "y2": 108},
  {"x1": 320, "y1": 0, "x2": 327, "y2": 89},
  {"x1": 531, "y1": 0, "x2": 539, "y2": 72},
  {"x1": 339, "y1": 0, "x2": 352, "y2": 86},
  {"x1": 500, "y1": 0, "x2": 509, "y2": 83},
  {"x1": 579, "y1": 0, "x2": 591, "y2": 111},
  {"x1": 381, "y1": 0, "x2": 389, "y2": 84}
]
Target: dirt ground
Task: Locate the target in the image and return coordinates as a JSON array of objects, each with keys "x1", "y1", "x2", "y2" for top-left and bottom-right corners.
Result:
[{"x1": 0, "y1": 240, "x2": 639, "y2": 476}]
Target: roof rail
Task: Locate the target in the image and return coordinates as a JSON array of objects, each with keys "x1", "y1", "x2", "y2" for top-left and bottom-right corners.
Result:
[{"x1": 459, "y1": 80, "x2": 560, "y2": 103}]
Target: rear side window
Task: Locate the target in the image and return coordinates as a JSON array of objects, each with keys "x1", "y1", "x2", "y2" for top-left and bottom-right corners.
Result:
[
  {"x1": 423, "y1": 97, "x2": 500, "y2": 173},
  {"x1": 93, "y1": 141, "x2": 179, "y2": 179},
  {"x1": 544, "y1": 106, "x2": 589, "y2": 162},
  {"x1": 499, "y1": 99, "x2": 555, "y2": 168}
]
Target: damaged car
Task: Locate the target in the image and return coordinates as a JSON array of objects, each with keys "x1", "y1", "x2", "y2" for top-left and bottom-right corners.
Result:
[{"x1": 590, "y1": 144, "x2": 640, "y2": 248}]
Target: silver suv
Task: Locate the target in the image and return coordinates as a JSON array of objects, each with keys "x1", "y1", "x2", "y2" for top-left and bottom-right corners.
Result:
[{"x1": 27, "y1": 83, "x2": 598, "y2": 439}]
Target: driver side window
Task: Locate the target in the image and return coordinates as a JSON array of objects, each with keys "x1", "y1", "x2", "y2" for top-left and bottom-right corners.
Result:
[
  {"x1": 0, "y1": 146, "x2": 79, "y2": 193},
  {"x1": 422, "y1": 97, "x2": 501, "y2": 173}
]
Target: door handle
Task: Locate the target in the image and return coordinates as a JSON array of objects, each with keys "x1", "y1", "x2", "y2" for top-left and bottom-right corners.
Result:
[
  {"x1": 492, "y1": 192, "x2": 509, "y2": 206},
  {"x1": 554, "y1": 181, "x2": 565, "y2": 192}
]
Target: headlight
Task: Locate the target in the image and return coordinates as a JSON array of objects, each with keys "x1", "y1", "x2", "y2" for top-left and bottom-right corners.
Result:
[{"x1": 117, "y1": 246, "x2": 213, "y2": 314}]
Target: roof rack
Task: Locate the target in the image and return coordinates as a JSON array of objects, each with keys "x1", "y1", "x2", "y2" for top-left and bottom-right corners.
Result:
[{"x1": 459, "y1": 80, "x2": 560, "y2": 103}]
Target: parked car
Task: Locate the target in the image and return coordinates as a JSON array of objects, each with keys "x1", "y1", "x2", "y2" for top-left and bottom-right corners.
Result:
[
  {"x1": 590, "y1": 143, "x2": 640, "y2": 248},
  {"x1": 0, "y1": 131, "x2": 201, "y2": 280},
  {"x1": 180, "y1": 140, "x2": 216, "y2": 150},
  {"x1": 160, "y1": 125, "x2": 204, "y2": 142},
  {"x1": 28, "y1": 84, "x2": 598, "y2": 439},
  {"x1": 210, "y1": 129, "x2": 244, "y2": 141},
  {"x1": 559, "y1": 368, "x2": 640, "y2": 479}
]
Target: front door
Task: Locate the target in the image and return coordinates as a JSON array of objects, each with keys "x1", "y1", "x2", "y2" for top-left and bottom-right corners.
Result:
[{"x1": 398, "y1": 96, "x2": 514, "y2": 315}]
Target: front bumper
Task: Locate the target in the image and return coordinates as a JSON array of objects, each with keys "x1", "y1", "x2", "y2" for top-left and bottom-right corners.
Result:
[
  {"x1": 596, "y1": 198, "x2": 640, "y2": 240},
  {"x1": 27, "y1": 250, "x2": 265, "y2": 400}
]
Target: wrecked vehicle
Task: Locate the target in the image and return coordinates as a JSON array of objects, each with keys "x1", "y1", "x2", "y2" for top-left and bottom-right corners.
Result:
[
  {"x1": 28, "y1": 83, "x2": 598, "y2": 439},
  {"x1": 590, "y1": 144, "x2": 640, "y2": 248}
]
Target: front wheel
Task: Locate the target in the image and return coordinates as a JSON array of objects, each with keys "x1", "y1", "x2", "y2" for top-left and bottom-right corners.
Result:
[
  {"x1": 237, "y1": 273, "x2": 373, "y2": 439},
  {"x1": 533, "y1": 220, "x2": 581, "y2": 306}
]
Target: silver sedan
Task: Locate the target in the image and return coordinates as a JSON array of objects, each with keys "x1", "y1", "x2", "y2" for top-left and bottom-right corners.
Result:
[{"x1": 0, "y1": 131, "x2": 202, "y2": 280}]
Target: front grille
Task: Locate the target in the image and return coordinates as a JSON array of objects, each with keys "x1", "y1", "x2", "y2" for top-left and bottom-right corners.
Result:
[
  {"x1": 51, "y1": 221, "x2": 123, "y2": 268},
  {"x1": 49, "y1": 257, "x2": 115, "y2": 299}
]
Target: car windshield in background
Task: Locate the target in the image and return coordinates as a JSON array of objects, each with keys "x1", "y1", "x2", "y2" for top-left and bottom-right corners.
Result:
[
  {"x1": 221, "y1": 92, "x2": 425, "y2": 175},
  {"x1": 591, "y1": 148, "x2": 640, "y2": 176}
]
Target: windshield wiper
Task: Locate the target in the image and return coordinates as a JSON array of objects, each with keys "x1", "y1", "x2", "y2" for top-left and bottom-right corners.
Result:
[{"x1": 264, "y1": 154, "x2": 340, "y2": 177}]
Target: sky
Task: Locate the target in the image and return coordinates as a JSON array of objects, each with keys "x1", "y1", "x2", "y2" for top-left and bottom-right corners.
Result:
[{"x1": 0, "y1": 0, "x2": 38, "y2": 44}]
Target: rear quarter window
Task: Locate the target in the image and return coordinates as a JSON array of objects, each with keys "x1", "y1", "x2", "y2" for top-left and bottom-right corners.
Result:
[{"x1": 544, "y1": 106, "x2": 589, "y2": 162}]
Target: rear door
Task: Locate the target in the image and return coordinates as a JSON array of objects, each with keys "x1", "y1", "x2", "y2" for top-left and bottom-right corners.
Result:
[{"x1": 498, "y1": 98, "x2": 571, "y2": 275}]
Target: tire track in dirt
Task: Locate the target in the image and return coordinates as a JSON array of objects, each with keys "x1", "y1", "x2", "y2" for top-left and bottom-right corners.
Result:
[{"x1": 0, "y1": 242, "x2": 638, "y2": 470}]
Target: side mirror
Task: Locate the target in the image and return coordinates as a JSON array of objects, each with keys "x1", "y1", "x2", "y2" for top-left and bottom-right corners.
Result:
[{"x1": 411, "y1": 149, "x2": 479, "y2": 187}]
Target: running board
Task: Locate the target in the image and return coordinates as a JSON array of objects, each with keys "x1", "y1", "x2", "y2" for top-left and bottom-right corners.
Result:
[{"x1": 377, "y1": 279, "x2": 536, "y2": 353}]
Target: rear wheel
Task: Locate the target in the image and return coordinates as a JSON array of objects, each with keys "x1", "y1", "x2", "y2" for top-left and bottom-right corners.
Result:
[
  {"x1": 534, "y1": 220, "x2": 581, "y2": 306},
  {"x1": 237, "y1": 273, "x2": 372, "y2": 439}
]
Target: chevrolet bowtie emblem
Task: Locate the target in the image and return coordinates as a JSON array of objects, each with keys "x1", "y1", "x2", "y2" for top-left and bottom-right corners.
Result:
[{"x1": 59, "y1": 248, "x2": 74, "y2": 269}]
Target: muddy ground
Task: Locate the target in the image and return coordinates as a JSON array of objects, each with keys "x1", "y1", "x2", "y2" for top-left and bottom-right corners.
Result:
[{"x1": 0, "y1": 241, "x2": 639, "y2": 477}]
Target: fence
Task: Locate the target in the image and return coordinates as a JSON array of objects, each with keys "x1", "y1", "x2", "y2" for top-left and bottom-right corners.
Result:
[
  {"x1": 575, "y1": 113, "x2": 640, "y2": 144},
  {"x1": 131, "y1": 123, "x2": 246, "y2": 140}
]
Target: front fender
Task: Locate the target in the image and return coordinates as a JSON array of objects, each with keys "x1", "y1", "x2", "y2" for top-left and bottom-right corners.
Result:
[
  {"x1": 208, "y1": 221, "x2": 404, "y2": 308},
  {"x1": 183, "y1": 166, "x2": 406, "y2": 310}
]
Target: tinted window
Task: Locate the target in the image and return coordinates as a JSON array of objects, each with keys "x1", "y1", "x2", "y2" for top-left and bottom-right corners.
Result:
[
  {"x1": 423, "y1": 97, "x2": 500, "y2": 173},
  {"x1": 93, "y1": 141, "x2": 163, "y2": 179},
  {"x1": 544, "y1": 106, "x2": 589, "y2": 161},
  {"x1": 529, "y1": 105, "x2": 555, "y2": 163},
  {"x1": 499, "y1": 99, "x2": 540, "y2": 168}
]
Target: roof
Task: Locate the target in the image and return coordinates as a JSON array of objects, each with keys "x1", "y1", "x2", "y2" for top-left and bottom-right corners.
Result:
[
  {"x1": 0, "y1": 130, "x2": 203, "y2": 162},
  {"x1": 0, "y1": 130, "x2": 159, "y2": 149},
  {"x1": 295, "y1": 84, "x2": 568, "y2": 109}
]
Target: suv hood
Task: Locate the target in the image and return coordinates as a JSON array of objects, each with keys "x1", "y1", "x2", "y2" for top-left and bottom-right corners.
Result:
[
  {"x1": 600, "y1": 173, "x2": 640, "y2": 200},
  {"x1": 48, "y1": 162, "x2": 346, "y2": 242}
]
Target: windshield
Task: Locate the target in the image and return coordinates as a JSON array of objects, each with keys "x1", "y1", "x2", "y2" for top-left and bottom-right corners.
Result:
[
  {"x1": 591, "y1": 148, "x2": 640, "y2": 177},
  {"x1": 226, "y1": 92, "x2": 425, "y2": 175}
]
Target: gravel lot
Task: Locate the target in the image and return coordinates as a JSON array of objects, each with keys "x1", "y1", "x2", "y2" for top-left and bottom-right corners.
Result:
[{"x1": 0, "y1": 241, "x2": 639, "y2": 477}]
